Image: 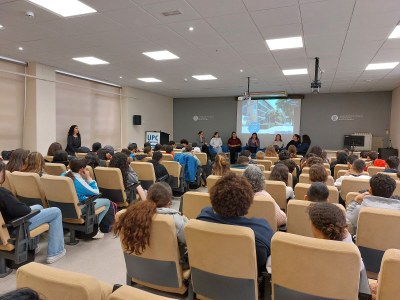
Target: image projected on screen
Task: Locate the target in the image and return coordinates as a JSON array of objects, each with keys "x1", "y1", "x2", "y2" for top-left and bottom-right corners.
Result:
[{"x1": 241, "y1": 99, "x2": 301, "y2": 134}]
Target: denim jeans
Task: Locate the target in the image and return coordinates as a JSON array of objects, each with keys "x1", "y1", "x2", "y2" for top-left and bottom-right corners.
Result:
[
  {"x1": 81, "y1": 198, "x2": 111, "y2": 225},
  {"x1": 29, "y1": 205, "x2": 65, "y2": 258}
]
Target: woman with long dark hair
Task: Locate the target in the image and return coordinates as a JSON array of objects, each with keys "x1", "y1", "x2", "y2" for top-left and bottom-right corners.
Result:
[
  {"x1": 109, "y1": 152, "x2": 146, "y2": 201},
  {"x1": 47, "y1": 142, "x2": 63, "y2": 156},
  {"x1": 6, "y1": 148, "x2": 29, "y2": 172},
  {"x1": 227, "y1": 131, "x2": 242, "y2": 164},
  {"x1": 297, "y1": 134, "x2": 311, "y2": 156},
  {"x1": 247, "y1": 132, "x2": 260, "y2": 154},
  {"x1": 65, "y1": 125, "x2": 81, "y2": 156}
]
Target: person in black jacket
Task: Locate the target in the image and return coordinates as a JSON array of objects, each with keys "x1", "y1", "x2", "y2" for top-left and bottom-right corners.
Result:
[
  {"x1": 285, "y1": 134, "x2": 301, "y2": 150},
  {"x1": 0, "y1": 161, "x2": 66, "y2": 264},
  {"x1": 65, "y1": 125, "x2": 81, "y2": 156},
  {"x1": 150, "y1": 151, "x2": 169, "y2": 181}
]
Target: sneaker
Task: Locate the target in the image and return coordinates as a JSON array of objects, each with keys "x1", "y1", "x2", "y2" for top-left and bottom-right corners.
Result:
[
  {"x1": 46, "y1": 249, "x2": 66, "y2": 264},
  {"x1": 92, "y1": 230, "x2": 104, "y2": 239}
]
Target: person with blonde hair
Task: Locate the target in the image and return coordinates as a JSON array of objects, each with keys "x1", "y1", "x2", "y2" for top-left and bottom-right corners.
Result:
[
  {"x1": 212, "y1": 154, "x2": 230, "y2": 176},
  {"x1": 287, "y1": 145, "x2": 297, "y2": 158},
  {"x1": 21, "y1": 152, "x2": 46, "y2": 176},
  {"x1": 255, "y1": 151, "x2": 265, "y2": 160},
  {"x1": 265, "y1": 145, "x2": 278, "y2": 158}
]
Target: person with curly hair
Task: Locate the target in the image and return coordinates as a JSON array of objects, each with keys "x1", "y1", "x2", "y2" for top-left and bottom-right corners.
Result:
[
  {"x1": 305, "y1": 182, "x2": 329, "y2": 202},
  {"x1": 21, "y1": 152, "x2": 45, "y2": 176},
  {"x1": 265, "y1": 145, "x2": 278, "y2": 158},
  {"x1": 305, "y1": 156, "x2": 324, "y2": 168},
  {"x1": 109, "y1": 152, "x2": 146, "y2": 201},
  {"x1": 287, "y1": 145, "x2": 297, "y2": 158},
  {"x1": 197, "y1": 172, "x2": 273, "y2": 273},
  {"x1": 309, "y1": 164, "x2": 328, "y2": 183},
  {"x1": 114, "y1": 182, "x2": 188, "y2": 255},
  {"x1": 65, "y1": 125, "x2": 81, "y2": 156},
  {"x1": 6, "y1": 148, "x2": 30, "y2": 172},
  {"x1": 212, "y1": 153, "x2": 230, "y2": 176},
  {"x1": 243, "y1": 165, "x2": 287, "y2": 226}
]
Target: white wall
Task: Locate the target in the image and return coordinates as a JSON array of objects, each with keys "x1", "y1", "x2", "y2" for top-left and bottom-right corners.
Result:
[
  {"x1": 390, "y1": 86, "x2": 400, "y2": 150},
  {"x1": 121, "y1": 87, "x2": 173, "y2": 148}
]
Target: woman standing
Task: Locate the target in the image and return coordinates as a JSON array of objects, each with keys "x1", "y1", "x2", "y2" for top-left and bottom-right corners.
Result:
[
  {"x1": 247, "y1": 132, "x2": 260, "y2": 154},
  {"x1": 227, "y1": 131, "x2": 242, "y2": 164},
  {"x1": 65, "y1": 125, "x2": 81, "y2": 156},
  {"x1": 273, "y1": 134, "x2": 284, "y2": 149},
  {"x1": 210, "y1": 132, "x2": 223, "y2": 154}
]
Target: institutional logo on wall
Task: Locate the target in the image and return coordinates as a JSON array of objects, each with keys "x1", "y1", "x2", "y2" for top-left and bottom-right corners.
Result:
[
  {"x1": 193, "y1": 115, "x2": 199, "y2": 122},
  {"x1": 331, "y1": 114, "x2": 363, "y2": 122},
  {"x1": 331, "y1": 115, "x2": 339, "y2": 122},
  {"x1": 192, "y1": 115, "x2": 214, "y2": 122}
]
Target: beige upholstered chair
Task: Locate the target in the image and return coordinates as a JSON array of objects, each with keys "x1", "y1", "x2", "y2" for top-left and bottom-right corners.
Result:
[
  {"x1": 185, "y1": 219, "x2": 262, "y2": 300},
  {"x1": 375, "y1": 249, "x2": 400, "y2": 300},
  {"x1": 86, "y1": 165, "x2": 95, "y2": 179},
  {"x1": 11, "y1": 172, "x2": 47, "y2": 207},
  {"x1": 264, "y1": 171, "x2": 293, "y2": 188},
  {"x1": 194, "y1": 152, "x2": 207, "y2": 167},
  {"x1": 265, "y1": 180, "x2": 287, "y2": 211},
  {"x1": 117, "y1": 211, "x2": 190, "y2": 295},
  {"x1": 340, "y1": 177, "x2": 370, "y2": 200},
  {"x1": 265, "y1": 156, "x2": 278, "y2": 163},
  {"x1": 356, "y1": 207, "x2": 400, "y2": 279},
  {"x1": 108, "y1": 285, "x2": 175, "y2": 300},
  {"x1": 302, "y1": 166, "x2": 330, "y2": 174},
  {"x1": 94, "y1": 167, "x2": 130, "y2": 207},
  {"x1": 334, "y1": 164, "x2": 349, "y2": 179},
  {"x1": 252, "y1": 159, "x2": 272, "y2": 171},
  {"x1": 229, "y1": 168, "x2": 245, "y2": 176},
  {"x1": 271, "y1": 232, "x2": 361, "y2": 299},
  {"x1": 130, "y1": 162, "x2": 156, "y2": 190},
  {"x1": 294, "y1": 183, "x2": 339, "y2": 203},
  {"x1": 0, "y1": 170, "x2": 16, "y2": 196},
  {"x1": 43, "y1": 155, "x2": 53, "y2": 162},
  {"x1": 367, "y1": 166, "x2": 385, "y2": 176},
  {"x1": 206, "y1": 175, "x2": 221, "y2": 192},
  {"x1": 44, "y1": 163, "x2": 67, "y2": 176},
  {"x1": 378, "y1": 172, "x2": 398, "y2": 180},
  {"x1": 345, "y1": 192, "x2": 359, "y2": 206},
  {"x1": 246, "y1": 195, "x2": 277, "y2": 232},
  {"x1": 41, "y1": 175, "x2": 106, "y2": 245},
  {"x1": 182, "y1": 192, "x2": 211, "y2": 220},
  {"x1": 299, "y1": 173, "x2": 334, "y2": 186},
  {"x1": 162, "y1": 153, "x2": 174, "y2": 161},
  {"x1": 76, "y1": 152, "x2": 87, "y2": 159},
  {"x1": 16, "y1": 262, "x2": 112, "y2": 300},
  {"x1": 161, "y1": 161, "x2": 184, "y2": 193}
]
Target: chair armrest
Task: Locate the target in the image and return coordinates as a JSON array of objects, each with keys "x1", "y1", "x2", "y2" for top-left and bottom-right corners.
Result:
[
  {"x1": 6, "y1": 210, "x2": 40, "y2": 228},
  {"x1": 125, "y1": 182, "x2": 138, "y2": 192},
  {"x1": 82, "y1": 194, "x2": 101, "y2": 206}
]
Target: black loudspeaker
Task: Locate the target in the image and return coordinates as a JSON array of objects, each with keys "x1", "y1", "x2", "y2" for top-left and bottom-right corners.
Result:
[
  {"x1": 378, "y1": 148, "x2": 398, "y2": 160},
  {"x1": 133, "y1": 115, "x2": 141, "y2": 125}
]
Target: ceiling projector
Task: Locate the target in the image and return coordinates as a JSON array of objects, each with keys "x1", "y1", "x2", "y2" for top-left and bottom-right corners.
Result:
[{"x1": 311, "y1": 57, "x2": 322, "y2": 93}]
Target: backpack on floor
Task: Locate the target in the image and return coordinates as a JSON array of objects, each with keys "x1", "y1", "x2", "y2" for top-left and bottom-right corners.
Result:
[{"x1": 99, "y1": 202, "x2": 117, "y2": 233}]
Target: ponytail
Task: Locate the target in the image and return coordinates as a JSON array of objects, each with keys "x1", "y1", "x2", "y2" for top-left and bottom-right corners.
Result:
[{"x1": 113, "y1": 201, "x2": 157, "y2": 255}]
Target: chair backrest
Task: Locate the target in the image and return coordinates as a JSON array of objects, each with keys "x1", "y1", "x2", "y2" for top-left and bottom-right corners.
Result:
[
  {"x1": 44, "y1": 163, "x2": 67, "y2": 176},
  {"x1": 293, "y1": 157, "x2": 301, "y2": 166},
  {"x1": 340, "y1": 177, "x2": 370, "y2": 199},
  {"x1": 271, "y1": 232, "x2": 361, "y2": 299},
  {"x1": 206, "y1": 175, "x2": 221, "y2": 192},
  {"x1": 185, "y1": 219, "x2": 258, "y2": 300},
  {"x1": 265, "y1": 180, "x2": 287, "y2": 211},
  {"x1": 286, "y1": 200, "x2": 345, "y2": 237},
  {"x1": 119, "y1": 212, "x2": 186, "y2": 294},
  {"x1": 94, "y1": 167, "x2": 127, "y2": 206},
  {"x1": 337, "y1": 170, "x2": 370, "y2": 179},
  {"x1": 0, "y1": 211, "x2": 13, "y2": 251},
  {"x1": 334, "y1": 164, "x2": 349, "y2": 179},
  {"x1": 378, "y1": 172, "x2": 398, "y2": 180},
  {"x1": 229, "y1": 167, "x2": 245, "y2": 176},
  {"x1": 130, "y1": 162, "x2": 156, "y2": 189},
  {"x1": 255, "y1": 164, "x2": 265, "y2": 171},
  {"x1": 367, "y1": 166, "x2": 385, "y2": 176},
  {"x1": 394, "y1": 180, "x2": 400, "y2": 196},
  {"x1": 265, "y1": 171, "x2": 293, "y2": 188},
  {"x1": 162, "y1": 154, "x2": 174, "y2": 161},
  {"x1": 246, "y1": 195, "x2": 277, "y2": 232},
  {"x1": 265, "y1": 156, "x2": 278, "y2": 163},
  {"x1": 43, "y1": 155, "x2": 53, "y2": 162},
  {"x1": 16, "y1": 262, "x2": 109, "y2": 300},
  {"x1": 86, "y1": 165, "x2": 95, "y2": 179},
  {"x1": 376, "y1": 249, "x2": 400, "y2": 299},
  {"x1": 161, "y1": 161, "x2": 182, "y2": 188},
  {"x1": 76, "y1": 153, "x2": 87, "y2": 159},
  {"x1": 356, "y1": 207, "x2": 400, "y2": 279},
  {"x1": 1, "y1": 170, "x2": 16, "y2": 196},
  {"x1": 294, "y1": 183, "x2": 339, "y2": 203},
  {"x1": 302, "y1": 166, "x2": 330, "y2": 174},
  {"x1": 194, "y1": 152, "x2": 207, "y2": 166},
  {"x1": 252, "y1": 159, "x2": 272, "y2": 171},
  {"x1": 299, "y1": 173, "x2": 334, "y2": 186},
  {"x1": 345, "y1": 192, "x2": 359, "y2": 206},
  {"x1": 182, "y1": 192, "x2": 211, "y2": 219},
  {"x1": 11, "y1": 172, "x2": 47, "y2": 207},
  {"x1": 40, "y1": 175, "x2": 83, "y2": 223},
  {"x1": 108, "y1": 285, "x2": 175, "y2": 300}
]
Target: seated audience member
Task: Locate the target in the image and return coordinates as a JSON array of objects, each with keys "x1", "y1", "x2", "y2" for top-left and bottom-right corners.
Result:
[
  {"x1": 143, "y1": 142, "x2": 151, "y2": 149},
  {"x1": 287, "y1": 145, "x2": 298, "y2": 158},
  {"x1": 52, "y1": 150, "x2": 69, "y2": 167},
  {"x1": 278, "y1": 150, "x2": 291, "y2": 161},
  {"x1": 305, "y1": 156, "x2": 324, "y2": 168},
  {"x1": 270, "y1": 163, "x2": 294, "y2": 200},
  {"x1": 309, "y1": 202, "x2": 364, "y2": 271},
  {"x1": 165, "y1": 145, "x2": 174, "y2": 157},
  {"x1": 347, "y1": 154, "x2": 359, "y2": 167},
  {"x1": 180, "y1": 139, "x2": 189, "y2": 149},
  {"x1": 197, "y1": 172, "x2": 273, "y2": 273},
  {"x1": 239, "y1": 150, "x2": 256, "y2": 164},
  {"x1": 360, "y1": 151, "x2": 369, "y2": 159},
  {"x1": 265, "y1": 145, "x2": 278, "y2": 158},
  {"x1": 127, "y1": 143, "x2": 138, "y2": 159},
  {"x1": 343, "y1": 148, "x2": 351, "y2": 155},
  {"x1": 0, "y1": 161, "x2": 66, "y2": 263},
  {"x1": 256, "y1": 151, "x2": 265, "y2": 160},
  {"x1": 305, "y1": 182, "x2": 329, "y2": 202},
  {"x1": 330, "y1": 150, "x2": 349, "y2": 176},
  {"x1": 92, "y1": 142, "x2": 102, "y2": 153},
  {"x1": 285, "y1": 134, "x2": 301, "y2": 150},
  {"x1": 77, "y1": 146, "x2": 90, "y2": 154},
  {"x1": 308, "y1": 145, "x2": 323, "y2": 159},
  {"x1": 120, "y1": 148, "x2": 132, "y2": 157},
  {"x1": 191, "y1": 142, "x2": 201, "y2": 153},
  {"x1": 300, "y1": 153, "x2": 316, "y2": 169},
  {"x1": 273, "y1": 134, "x2": 284, "y2": 149},
  {"x1": 161, "y1": 145, "x2": 167, "y2": 151},
  {"x1": 6, "y1": 148, "x2": 29, "y2": 172},
  {"x1": 334, "y1": 159, "x2": 370, "y2": 190},
  {"x1": 227, "y1": 131, "x2": 242, "y2": 164},
  {"x1": 231, "y1": 155, "x2": 250, "y2": 169},
  {"x1": 144, "y1": 146, "x2": 153, "y2": 157},
  {"x1": 346, "y1": 173, "x2": 400, "y2": 230},
  {"x1": 150, "y1": 151, "x2": 170, "y2": 182},
  {"x1": 103, "y1": 145, "x2": 115, "y2": 157},
  {"x1": 154, "y1": 144, "x2": 162, "y2": 151},
  {"x1": 244, "y1": 165, "x2": 287, "y2": 226},
  {"x1": 212, "y1": 154, "x2": 230, "y2": 176},
  {"x1": 85, "y1": 152, "x2": 100, "y2": 169},
  {"x1": 321, "y1": 151, "x2": 330, "y2": 164},
  {"x1": 309, "y1": 164, "x2": 328, "y2": 183},
  {"x1": 47, "y1": 142, "x2": 63, "y2": 157},
  {"x1": 63, "y1": 159, "x2": 111, "y2": 239},
  {"x1": 21, "y1": 152, "x2": 45, "y2": 176},
  {"x1": 280, "y1": 159, "x2": 299, "y2": 186},
  {"x1": 114, "y1": 182, "x2": 188, "y2": 255},
  {"x1": 366, "y1": 151, "x2": 385, "y2": 168},
  {"x1": 384, "y1": 156, "x2": 399, "y2": 173},
  {"x1": 168, "y1": 140, "x2": 176, "y2": 148},
  {"x1": 97, "y1": 148, "x2": 111, "y2": 166},
  {"x1": 297, "y1": 134, "x2": 311, "y2": 156},
  {"x1": 109, "y1": 152, "x2": 146, "y2": 201},
  {"x1": 0, "y1": 288, "x2": 40, "y2": 299},
  {"x1": 210, "y1": 132, "x2": 223, "y2": 154}
]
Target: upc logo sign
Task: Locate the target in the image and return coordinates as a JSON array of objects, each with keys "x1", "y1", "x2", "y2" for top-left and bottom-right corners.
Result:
[{"x1": 147, "y1": 135, "x2": 159, "y2": 142}]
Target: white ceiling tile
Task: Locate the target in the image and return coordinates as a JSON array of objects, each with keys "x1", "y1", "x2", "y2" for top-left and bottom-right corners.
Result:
[
  {"x1": 83, "y1": 0, "x2": 137, "y2": 12},
  {"x1": 141, "y1": 0, "x2": 202, "y2": 23},
  {"x1": 101, "y1": 6, "x2": 160, "y2": 28},
  {"x1": 186, "y1": 0, "x2": 246, "y2": 18},
  {"x1": 251, "y1": 5, "x2": 300, "y2": 28},
  {"x1": 243, "y1": 0, "x2": 298, "y2": 12},
  {"x1": 258, "y1": 23, "x2": 303, "y2": 40}
]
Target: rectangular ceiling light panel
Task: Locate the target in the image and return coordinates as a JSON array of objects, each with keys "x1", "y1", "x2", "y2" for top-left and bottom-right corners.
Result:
[
  {"x1": 365, "y1": 62, "x2": 399, "y2": 70},
  {"x1": 138, "y1": 78, "x2": 162, "y2": 82},
  {"x1": 143, "y1": 50, "x2": 179, "y2": 61},
  {"x1": 282, "y1": 68, "x2": 308, "y2": 75},
  {"x1": 73, "y1": 56, "x2": 109, "y2": 65},
  {"x1": 27, "y1": 0, "x2": 97, "y2": 17},
  {"x1": 192, "y1": 75, "x2": 217, "y2": 80},
  {"x1": 266, "y1": 36, "x2": 303, "y2": 50}
]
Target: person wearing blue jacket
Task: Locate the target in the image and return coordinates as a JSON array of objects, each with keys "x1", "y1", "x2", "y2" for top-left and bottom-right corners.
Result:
[
  {"x1": 174, "y1": 147, "x2": 199, "y2": 182},
  {"x1": 297, "y1": 134, "x2": 311, "y2": 156},
  {"x1": 62, "y1": 158, "x2": 111, "y2": 239}
]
